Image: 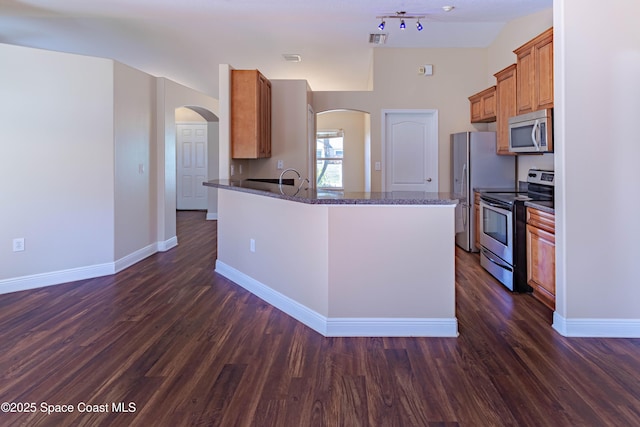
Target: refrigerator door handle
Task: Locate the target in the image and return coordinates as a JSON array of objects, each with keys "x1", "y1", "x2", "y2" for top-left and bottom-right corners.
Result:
[
  {"x1": 462, "y1": 204, "x2": 467, "y2": 227},
  {"x1": 461, "y1": 163, "x2": 467, "y2": 197}
]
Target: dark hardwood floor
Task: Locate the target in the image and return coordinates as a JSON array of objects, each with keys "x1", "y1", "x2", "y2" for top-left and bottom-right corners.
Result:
[{"x1": 1, "y1": 211, "x2": 638, "y2": 426}]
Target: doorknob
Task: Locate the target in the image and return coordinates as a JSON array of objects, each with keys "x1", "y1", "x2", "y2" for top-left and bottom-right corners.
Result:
[{"x1": 425, "y1": 178, "x2": 432, "y2": 182}]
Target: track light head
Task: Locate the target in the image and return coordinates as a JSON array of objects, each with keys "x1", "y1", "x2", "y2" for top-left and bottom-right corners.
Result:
[
  {"x1": 416, "y1": 20, "x2": 423, "y2": 31},
  {"x1": 400, "y1": 19, "x2": 406, "y2": 30},
  {"x1": 378, "y1": 20, "x2": 385, "y2": 31}
]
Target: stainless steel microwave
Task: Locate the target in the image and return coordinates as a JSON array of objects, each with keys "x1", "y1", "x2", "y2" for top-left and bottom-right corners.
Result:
[{"x1": 508, "y1": 109, "x2": 553, "y2": 153}]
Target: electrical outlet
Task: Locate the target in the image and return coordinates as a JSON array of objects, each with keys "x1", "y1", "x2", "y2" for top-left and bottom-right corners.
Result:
[
  {"x1": 277, "y1": 160, "x2": 284, "y2": 170},
  {"x1": 250, "y1": 238, "x2": 256, "y2": 253},
  {"x1": 13, "y1": 238, "x2": 25, "y2": 252}
]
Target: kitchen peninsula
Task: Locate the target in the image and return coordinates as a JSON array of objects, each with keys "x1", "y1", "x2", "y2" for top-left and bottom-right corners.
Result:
[{"x1": 204, "y1": 179, "x2": 461, "y2": 337}]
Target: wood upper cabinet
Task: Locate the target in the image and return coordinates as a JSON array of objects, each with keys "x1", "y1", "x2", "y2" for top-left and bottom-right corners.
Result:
[
  {"x1": 231, "y1": 69, "x2": 272, "y2": 159},
  {"x1": 514, "y1": 28, "x2": 554, "y2": 115},
  {"x1": 469, "y1": 86, "x2": 497, "y2": 123},
  {"x1": 494, "y1": 64, "x2": 517, "y2": 155},
  {"x1": 526, "y1": 207, "x2": 555, "y2": 310}
]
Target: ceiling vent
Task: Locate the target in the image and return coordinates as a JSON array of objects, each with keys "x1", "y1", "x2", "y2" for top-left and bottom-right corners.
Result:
[
  {"x1": 369, "y1": 33, "x2": 388, "y2": 45},
  {"x1": 282, "y1": 54, "x2": 302, "y2": 62}
]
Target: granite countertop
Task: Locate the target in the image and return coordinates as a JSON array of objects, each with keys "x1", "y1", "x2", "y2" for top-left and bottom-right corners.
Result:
[
  {"x1": 203, "y1": 179, "x2": 461, "y2": 206},
  {"x1": 525, "y1": 200, "x2": 555, "y2": 214}
]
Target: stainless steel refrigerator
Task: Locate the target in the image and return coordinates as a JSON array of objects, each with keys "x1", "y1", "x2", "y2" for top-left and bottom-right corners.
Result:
[{"x1": 451, "y1": 131, "x2": 516, "y2": 252}]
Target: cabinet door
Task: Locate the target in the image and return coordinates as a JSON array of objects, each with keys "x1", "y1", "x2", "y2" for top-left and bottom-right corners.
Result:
[
  {"x1": 527, "y1": 223, "x2": 556, "y2": 310},
  {"x1": 468, "y1": 86, "x2": 496, "y2": 123},
  {"x1": 481, "y1": 90, "x2": 496, "y2": 119},
  {"x1": 535, "y1": 35, "x2": 554, "y2": 110},
  {"x1": 231, "y1": 69, "x2": 272, "y2": 159},
  {"x1": 515, "y1": 28, "x2": 554, "y2": 114},
  {"x1": 494, "y1": 64, "x2": 517, "y2": 155},
  {"x1": 258, "y1": 74, "x2": 272, "y2": 158},
  {"x1": 469, "y1": 94, "x2": 482, "y2": 122},
  {"x1": 516, "y1": 49, "x2": 534, "y2": 114}
]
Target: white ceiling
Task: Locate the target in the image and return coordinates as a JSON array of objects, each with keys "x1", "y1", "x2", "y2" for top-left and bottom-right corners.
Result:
[{"x1": 0, "y1": 0, "x2": 552, "y2": 97}]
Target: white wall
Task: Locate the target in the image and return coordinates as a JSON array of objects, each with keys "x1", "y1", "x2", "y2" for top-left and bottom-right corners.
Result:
[
  {"x1": 314, "y1": 48, "x2": 490, "y2": 193},
  {"x1": 554, "y1": 0, "x2": 640, "y2": 336},
  {"x1": 155, "y1": 78, "x2": 219, "y2": 247},
  {"x1": 217, "y1": 189, "x2": 330, "y2": 316},
  {"x1": 114, "y1": 62, "x2": 157, "y2": 260},
  {"x1": 0, "y1": 44, "x2": 219, "y2": 293},
  {"x1": 231, "y1": 79, "x2": 312, "y2": 182},
  {"x1": 0, "y1": 44, "x2": 115, "y2": 288},
  {"x1": 316, "y1": 110, "x2": 367, "y2": 191},
  {"x1": 486, "y1": 8, "x2": 554, "y2": 84},
  {"x1": 176, "y1": 107, "x2": 206, "y2": 122}
]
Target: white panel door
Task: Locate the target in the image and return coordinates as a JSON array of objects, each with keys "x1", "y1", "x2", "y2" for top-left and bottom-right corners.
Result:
[
  {"x1": 384, "y1": 111, "x2": 438, "y2": 192},
  {"x1": 177, "y1": 123, "x2": 208, "y2": 210}
]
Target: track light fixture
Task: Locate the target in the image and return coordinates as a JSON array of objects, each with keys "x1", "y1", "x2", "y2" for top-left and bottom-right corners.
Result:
[{"x1": 375, "y1": 11, "x2": 426, "y2": 32}]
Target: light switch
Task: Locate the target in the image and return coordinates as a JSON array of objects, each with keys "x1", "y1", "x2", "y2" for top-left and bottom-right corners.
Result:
[{"x1": 375, "y1": 162, "x2": 381, "y2": 171}]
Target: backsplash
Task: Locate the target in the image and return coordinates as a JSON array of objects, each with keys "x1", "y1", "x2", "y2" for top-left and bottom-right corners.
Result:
[{"x1": 517, "y1": 153, "x2": 554, "y2": 182}]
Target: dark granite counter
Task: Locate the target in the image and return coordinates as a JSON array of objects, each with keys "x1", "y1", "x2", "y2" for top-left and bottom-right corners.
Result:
[
  {"x1": 525, "y1": 200, "x2": 555, "y2": 214},
  {"x1": 204, "y1": 179, "x2": 461, "y2": 206}
]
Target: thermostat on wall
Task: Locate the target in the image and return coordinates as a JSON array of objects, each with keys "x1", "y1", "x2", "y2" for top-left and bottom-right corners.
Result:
[{"x1": 418, "y1": 65, "x2": 433, "y2": 76}]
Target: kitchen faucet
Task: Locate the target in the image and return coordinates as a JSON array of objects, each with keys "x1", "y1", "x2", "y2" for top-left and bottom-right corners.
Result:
[{"x1": 279, "y1": 168, "x2": 309, "y2": 195}]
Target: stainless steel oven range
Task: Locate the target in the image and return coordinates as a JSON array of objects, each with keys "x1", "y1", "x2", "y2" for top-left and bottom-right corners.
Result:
[{"x1": 479, "y1": 169, "x2": 555, "y2": 292}]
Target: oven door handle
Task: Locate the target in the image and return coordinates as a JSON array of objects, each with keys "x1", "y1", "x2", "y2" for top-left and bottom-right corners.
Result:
[
  {"x1": 482, "y1": 248, "x2": 513, "y2": 271},
  {"x1": 481, "y1": 200, "x2": 509, "y2": 211}
]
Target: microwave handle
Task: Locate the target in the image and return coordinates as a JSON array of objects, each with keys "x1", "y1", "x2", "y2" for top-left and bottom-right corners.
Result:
[{"x1": 531, "y1": 120, "x2": 541, "y2": 151}]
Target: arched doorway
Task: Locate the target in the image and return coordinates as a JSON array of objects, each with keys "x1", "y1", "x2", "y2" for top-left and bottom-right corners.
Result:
[
  {"x1": 316, "y1": 109, "x2": 371, "y2": 192},
  {"x1": 175, "y1": 107, "x2": 219, "y2": 216}
]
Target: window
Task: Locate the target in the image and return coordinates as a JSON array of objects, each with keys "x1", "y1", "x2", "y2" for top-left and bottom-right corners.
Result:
[{"x1": 316, "y1": 130, "x2": 344, "y2": 189}]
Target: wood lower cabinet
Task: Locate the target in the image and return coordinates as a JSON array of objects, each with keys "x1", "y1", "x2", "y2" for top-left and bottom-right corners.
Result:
[
  {"x1": 474, "y1": 192, "x2": 481, "y2": 251},
  {"x1": 514, "y1": 28, "x2": 554, "y2": 115},
  {"x1": 231, "y1": 69, "x2": 272, "y2": 159},
  {"x1": 526, "y1": 207, "x2": 555, "y2": 310},
  {"x1": 494, "y1": 64, "x2": 517, "y2": 155},
  {"x1": 469, "y1": 86, "x2": 497, "y2": 123}
]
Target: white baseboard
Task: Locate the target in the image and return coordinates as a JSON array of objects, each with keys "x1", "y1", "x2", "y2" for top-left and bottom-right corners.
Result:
[
  {"x1": 114, "y1": 243, "x2": 158, "y2": 273},
  {"x1": 0, "y1": 239, "x2": 171, "y2": 296},
  {"x1": 157, "y1": 236, "x2": 178, "y2": 252},
  {"x1": 553, "y1": 312, "x2": 640, "y2": 338},
  {"x1": 215, "y1": 260, "x2": 327, "y2": 335},
  {"x1": 206, "y1": 212, "x2": 218, "y2": 220},
  {"x1": 327, "y1": 318, "x2": 459, "y2": 337},
  {"x1": 0, "y1": 263, "x2": 114, "y2": 295},
  {"x1": 215, "y1": 260, "x2": 459, "y2": 337}
]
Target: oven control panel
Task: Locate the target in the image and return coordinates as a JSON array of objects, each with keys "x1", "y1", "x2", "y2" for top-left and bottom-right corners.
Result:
[{"x1": 527, "y1": 169, "x2": 554, "y2": 186}]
